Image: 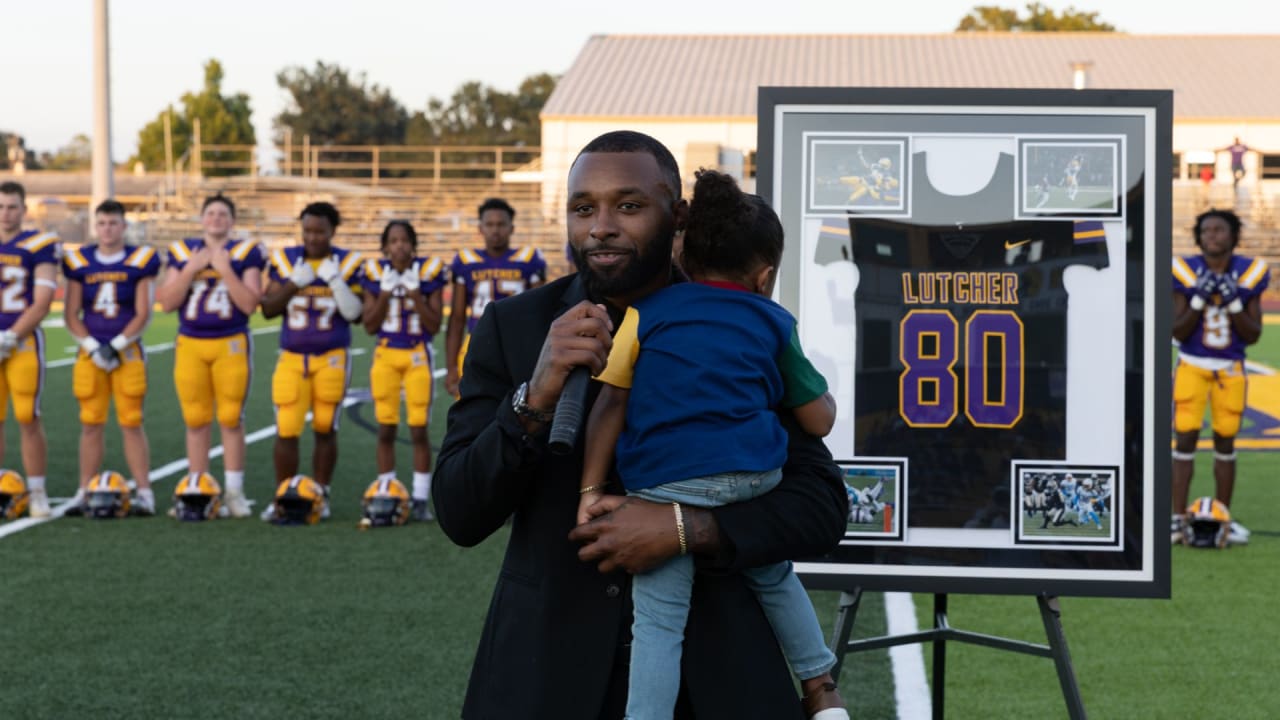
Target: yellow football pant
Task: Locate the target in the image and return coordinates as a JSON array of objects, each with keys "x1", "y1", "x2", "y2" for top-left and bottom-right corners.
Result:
[
  {"x1": 0, "y1": 329, "x2": 44, "y2": 424},
  {"x1": 73, "y1": 341, "x2": 147, "y2": 427},
  {"x1": 174, "y1": 332, "x2": 252, "y2": 428},
  {"x1": 1173, "y1": 360, "x2": 1246, "y2": 437},
  {"x1": 370, "y1": 344, "x2": 433, "y2": 427},
  {"x1": 272, "y1": 348, "x2": 350, "y2": 437}
]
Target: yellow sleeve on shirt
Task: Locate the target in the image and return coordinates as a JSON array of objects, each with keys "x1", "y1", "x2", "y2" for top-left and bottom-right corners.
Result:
[{"x1": 595, "y1": 306, "x2": 641, "y2": 389}]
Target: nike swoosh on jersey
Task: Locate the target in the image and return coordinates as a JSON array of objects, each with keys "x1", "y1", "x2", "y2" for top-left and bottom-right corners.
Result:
[{"x1": 1004, "y1": 238, "x2": 1032, "y2": 250}]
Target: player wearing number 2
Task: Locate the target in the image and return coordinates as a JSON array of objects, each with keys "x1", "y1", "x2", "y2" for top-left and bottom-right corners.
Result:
[
  {"x1": 0, "y1": 181, "x2": 59, "y2": 517},
  {"x1": 444, "y1": 198, "x2": 545, "y2": 397},
  {"x1": 156, "y1": 194, "x2": 266, "y2": 518},
  {"x1": 362, "y1": 220, "x2": 447, "y2": 521},
  {"x1": 1171, "y1": 209, "x2": 1269, "y2": 545},
  {"x1": 62, "y1": 199, "x2": 161, "y2": 515},
  {"x1": 261, "y1": 202, "x2": 363, "y2": 519}
]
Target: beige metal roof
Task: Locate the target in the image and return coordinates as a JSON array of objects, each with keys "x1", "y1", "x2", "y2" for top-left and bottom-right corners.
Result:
[{"x1": 542, "y1": 34, "x2": 1280, "y2": 119}]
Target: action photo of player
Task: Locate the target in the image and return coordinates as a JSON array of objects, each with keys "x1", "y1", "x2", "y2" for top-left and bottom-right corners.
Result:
[
  {"x1": 0, "y1": 181, "x2": 59, "y2": 518},
  {"x1": 444, "y1": 197, "x2": 545, "y2": 397},
  {"x1": 840, "y1": 148, "x2": 901, "y2": 206},
  {"x1": 260, "y1": 202, "x2": 364, "y2": 521},
  {"x1": 155, "y1": 194, "x2": 266, "y2": 518},
  {"x1": 62, "y1": 199, "x2": 161, "y2": 516},
  {"x1": 361, "y1": 220, "x2": 448, "y2": 521}
]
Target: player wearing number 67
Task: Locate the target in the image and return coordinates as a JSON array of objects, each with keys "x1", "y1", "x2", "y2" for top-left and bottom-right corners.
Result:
[
  {"x1": 360, "y1": 221, "x2": 447, "y2": 521},
  {"x1": 0, "y1": 181, "x2": 60, "y2": 518},
  {"x1": 260, "y1": 202, "x2": 363, "y2": 521},
  {"x1": 62, "y1": 199, "x2": 161, "y2": 516},
  {"x1": 1171, "y1": 208, "x2": 1269, "y2": 546},
  {"x1": 155, "y1": 194, "x2": 266, "y2": 518}
]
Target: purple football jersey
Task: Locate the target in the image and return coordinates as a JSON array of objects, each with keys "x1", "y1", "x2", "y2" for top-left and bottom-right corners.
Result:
[
  {"x1": 1172, "y1": 253, "x2": 1271, "y2": 361},
  {"x1": 449, "y1": 246, "x2": 545, "y2": 331},
  {"x1": 62, "y1": 244, "x2": 161, "y2": 341},
  {"x1": 0, "y1": 230, "x2": 61, "y2": 331},
  {"x1": 167, "y1": 238, "x2": 268, "y2": 339},
  {"x1": 362, "y1": 257, "x2": 448, "y2": 349},
  {"x1": 267, "y1": 245, "x2": 364, "y2": 354}
]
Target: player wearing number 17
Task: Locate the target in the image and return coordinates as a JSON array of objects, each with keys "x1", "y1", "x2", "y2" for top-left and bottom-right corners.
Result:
[
  {"x1": 1171, "y1": 209, "x2": 1269, "y2": 545},
  {"x1": 156, "y1": 194, "x2": 266, "y2": 518},
  {"x1": 62, "y1": 199, "x2": 161, "y2": 515},
  {"x1": 260, "y1": 202, "x2": 364, "y2": 519},
  {"x1": 0, "y1": 181, "x2": 59, "y2": 518}
]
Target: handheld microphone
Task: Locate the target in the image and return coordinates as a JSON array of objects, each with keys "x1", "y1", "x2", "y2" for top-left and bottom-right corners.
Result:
[{"x1": 548, "y1": 367, "x2": 592, "y2": 455}]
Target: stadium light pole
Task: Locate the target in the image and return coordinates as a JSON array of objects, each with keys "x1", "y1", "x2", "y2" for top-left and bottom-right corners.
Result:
[{"x1": 92, "y1": 0, "x2": 115, "y2": 209}]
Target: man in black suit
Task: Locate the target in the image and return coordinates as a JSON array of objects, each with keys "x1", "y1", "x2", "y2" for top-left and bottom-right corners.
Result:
[{"x1": 434, "y1": 130, "x2": 848, "y2": 719}]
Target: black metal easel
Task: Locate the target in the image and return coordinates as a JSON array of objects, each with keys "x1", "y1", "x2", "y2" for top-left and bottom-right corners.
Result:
[{"x1": 828, "y1": 589, "x2": 1086, "y2": 719}]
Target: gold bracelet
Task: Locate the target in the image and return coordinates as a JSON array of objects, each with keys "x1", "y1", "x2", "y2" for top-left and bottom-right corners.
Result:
[
  {"x1": 579, "y1": 484, "x2": 605, "y2": 495},
  {"x1": 673, "y1": 502, "x2": 688, "y2": 555}
]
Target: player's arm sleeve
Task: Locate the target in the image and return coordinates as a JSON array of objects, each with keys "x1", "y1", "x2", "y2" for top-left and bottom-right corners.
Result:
[
  {"x1": 434, "y1": 300, "x2": 552, "y2": 547},
  {"x1": 778, "y1": 326, "x2": 828, "y2": 407},
  {"x1": 1172, "y1": 257, "x2": 1197, "y2": 294},
  {"x1": 594, "y1": 307, "x2": 640, "y2": 389},
  {"x1": 701, "y1": 409, "x2": 846, "y2": 571}
]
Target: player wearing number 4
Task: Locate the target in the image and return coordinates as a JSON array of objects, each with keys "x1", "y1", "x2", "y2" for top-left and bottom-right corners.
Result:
[
  {"x1": 0, "y1": 182, "x2": 59, "y2": 518},
  {"x1": 361, "y1": 220, "x2": 447, "y2": 521},
  {"x1": 156, "y1": 194, "x2": 266, "y2": 518},
  {"x1": 1171, "y1": 209, "x2": 1269, "y2": 546},
  {"x1": 444, "y1": 198, "x2": 546, "y2": 398},
  {"x1": 62, "y1": 200, "x2": 161, "y2": 515},
  {"x1": 260, "y1": 202, "x2": 363, "y2": 521}
]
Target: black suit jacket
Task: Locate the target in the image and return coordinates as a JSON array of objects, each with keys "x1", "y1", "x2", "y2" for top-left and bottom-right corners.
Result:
[{"x1": 434, "y1": 273, "x2": 848, "y2": 720}]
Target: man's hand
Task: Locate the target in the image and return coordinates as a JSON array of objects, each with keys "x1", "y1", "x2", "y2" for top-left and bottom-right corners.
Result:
[
  {"x1": 92, "y1": 344, "x2": 121, "y2": 372},
  {"x1": 399, "y1": 262, "x2": 421, "y2": 295},
  {"x1": 208, "y1": 247, "x2": 233, "y2": 276},
  {"x1": 568, "y1": 496, "x2": 681, "y2": 574},
  {"x1": 526, "y1": 301, "x2": 614, "y2": 410},
  {"x1": 1190, "y1": 267, "x2": 1216, "y2": 311},
  {"x1": 0, "y1": 330, "x2": 18, "y2": 360},
  {"x1": 445, "y1": 368, "x2": 461, "y2": 399},
  {"x1": 188, "y1": 247, "x2": 213, "y2": 272},
  {"x1": 316, "y1": 256, "x2": 341, "y2": 284},
  {"x1": 1216, "y1": 272, "x2": 1245, "y2": 314},
  {"x1": 289, "y1": 260, "x2": 316, "y2": 288},
  {"x1": 379, "y1": 267, "x2": 402, "y2": 296}
]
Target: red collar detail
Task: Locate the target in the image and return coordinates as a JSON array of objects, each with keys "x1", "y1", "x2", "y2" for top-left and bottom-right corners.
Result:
[{"x1": 697, "y1": 279, "x2": 753, "y2": 293}]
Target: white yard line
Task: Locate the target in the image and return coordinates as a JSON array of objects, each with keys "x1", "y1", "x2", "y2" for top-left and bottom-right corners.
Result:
[
  {"x1": 885, "y1": 592, "x2": 931, "y2": 720},
  {"x1": 0, "y1": 392, "x2": 362, "y2": 540}
]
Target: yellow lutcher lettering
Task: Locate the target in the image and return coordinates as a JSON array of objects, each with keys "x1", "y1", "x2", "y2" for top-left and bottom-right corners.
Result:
[{"x1": 900, "y1": 272, "x2": 1020, "y2": 306}]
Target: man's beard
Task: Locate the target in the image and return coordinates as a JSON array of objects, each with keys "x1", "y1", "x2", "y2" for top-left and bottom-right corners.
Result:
[{"x1": 574, "y1": 230, "x2": 673, "y2": 301}]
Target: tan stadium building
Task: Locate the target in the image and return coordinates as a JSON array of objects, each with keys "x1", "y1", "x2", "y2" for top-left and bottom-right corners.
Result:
[{"x1": 540, "y1": 33, "x2": 1280, "y2": 250}]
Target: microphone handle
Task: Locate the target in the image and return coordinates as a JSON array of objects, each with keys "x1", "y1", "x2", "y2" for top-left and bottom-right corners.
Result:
[{"x1": 547, "y1": 367, "x2": 592, "y2": 456}]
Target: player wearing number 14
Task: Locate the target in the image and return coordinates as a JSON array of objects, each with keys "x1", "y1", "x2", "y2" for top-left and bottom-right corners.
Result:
[
  {"x1": 1171, "y1": 209, "x2": 1269, "y2": 545},
  {"x1": 261, "y1": 202, "x2": 364, "y2": 518},
  {"x1": 156, "y1": 194, "x2": 266, "y2": 518}
]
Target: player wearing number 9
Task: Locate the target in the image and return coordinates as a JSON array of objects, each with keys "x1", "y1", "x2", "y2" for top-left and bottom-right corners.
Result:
[
  {"x1": 361, "y1": 220, "x2": 448, "y2": 521},
  {"x1": 0, "y1": 181, "x2": 60, "y2": 518},
  {"x1": 1171, "y1": 208, "x2": 1270, "y2": 544},
  {"x1": 62, "y1": 199, "x2": 162, "y2": 515},
  {"x1": 156, "y1": 194, "x2": 266, "y2": 518},
  {"x1": 260, "y1": 202, "x2": 363, "y2": 517}
]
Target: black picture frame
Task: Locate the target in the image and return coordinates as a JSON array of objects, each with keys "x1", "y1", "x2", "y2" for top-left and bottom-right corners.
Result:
[{"x1": 758, "y1": 87, "x2": 1171, "y2": 598}]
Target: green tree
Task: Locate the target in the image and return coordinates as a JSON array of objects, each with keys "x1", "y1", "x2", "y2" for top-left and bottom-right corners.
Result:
[
  {"x1": 956, "y1": 3, "x2": 1118, "y2": 31},
  {"x1": 132, "y1": 60, "x2": 255, "y2": 176},
  {"x1": 39, "y1": 134, "x2": 92, "y2": 170},
  {"x1": 406, "y1": 72, "x2": 556, "y2": 147}
]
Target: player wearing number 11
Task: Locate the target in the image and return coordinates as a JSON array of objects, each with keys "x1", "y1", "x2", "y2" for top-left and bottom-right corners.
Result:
[
  {"x1": 156, "y1": 194, "x2": 266, "y2": 518},
  {"x1": 261, "y1": 202, "x2": 364, "y2": 517},
  {"x1": 361, "y1": 220, "x2": 447, "y2": 521},
  {"x1": 62, "y1": 199, "x2": 161, "y2": 515}
]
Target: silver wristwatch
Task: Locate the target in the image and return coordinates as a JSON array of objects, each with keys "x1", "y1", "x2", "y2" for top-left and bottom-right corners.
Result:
[{"x1": 512, "y1": 382, "x2": 555, "y2": 423}]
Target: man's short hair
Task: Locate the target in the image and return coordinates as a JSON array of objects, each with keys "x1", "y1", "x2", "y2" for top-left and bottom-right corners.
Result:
[
  {"x1": 478, "y1": 197, "x2": 515, "y2": 222},
  {"x1": 202, "y1": 193, "x2": 236, "y2": 219},
  {"x1": 575, "y1": 131, "x2": 682, "y2": 200},
  {"x1": 0, "y1": 181, "x2": 25, "y2": 203},
  {"x1": 1194, "y1": 208, "x2": 1242, "y2": 248},
  {"x1": 95, "y1": 199, "x2": 126, "y2": 217},
  {"x1": 299, "y1": 201, "x2": 341, "y2": 228}
]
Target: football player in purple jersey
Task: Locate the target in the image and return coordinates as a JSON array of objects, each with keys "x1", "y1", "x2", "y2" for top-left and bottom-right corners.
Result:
[
  {"x1": 63, "y1": 199, "x2": 161, "y2": 515},
  {"x1": 156, "y1": 194, "x2": 266, "y2": 518},
  {"x1": 444, "y1": 198, "x2": 546, "y2": 397},
  {"x1": 1171, "y1": 209, "x2": 1269, "y2": 545},
  {"x1": 0, "y1": 182, "x2": 59, "y2": 517},
  {"x1": 260, "y1": 202, "x2": 363, "y2": 519}
]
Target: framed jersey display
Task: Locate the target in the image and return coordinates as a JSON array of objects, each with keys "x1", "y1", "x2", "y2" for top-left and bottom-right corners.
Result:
[{"x1": 758, "y1": 87, "x2": 1171, "y2": 598}]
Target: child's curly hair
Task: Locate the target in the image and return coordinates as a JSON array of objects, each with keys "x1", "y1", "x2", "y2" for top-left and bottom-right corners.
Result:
[{"x1": 680, "y1": 169, "x2": 783, "y2": 281}]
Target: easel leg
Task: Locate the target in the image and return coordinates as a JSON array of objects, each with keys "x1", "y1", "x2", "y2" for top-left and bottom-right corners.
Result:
[
  {"x1": 1038, "y1": 595, "x2": 1087, "y2": 720},
  {"x1": 828, "y1": 588, "x2": 863, "y2": 683},
  {"x1": 932, "y1": 593, "x2": 947, "y2": 720}
]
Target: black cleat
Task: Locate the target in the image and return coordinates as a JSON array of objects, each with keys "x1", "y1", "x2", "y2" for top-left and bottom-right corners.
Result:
[{"x1": 411, "y1": 500, "x2": 434, "y2": 523}]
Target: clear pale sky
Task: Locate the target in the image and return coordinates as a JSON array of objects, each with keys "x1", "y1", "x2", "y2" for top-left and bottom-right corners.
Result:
[{"x1": 6, "y1": 0, "x2": 1278, "y2": 164}]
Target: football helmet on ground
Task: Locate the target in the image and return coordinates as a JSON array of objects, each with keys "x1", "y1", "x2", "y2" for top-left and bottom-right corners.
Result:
[
  {"x1": 85, "y1": 471, "x2": 131, "y2": 519},
  {"x1": 1183, "y1": 497, "x2": 1232, "y2": 549},
  {"x1": 173, "y1": 472, "x2": 223, "y2": 522},
  {"x1": 0, "y1": 469, "x2": 28, "y2": 520},
  {"x1": 362, "y1": 478, "x2": 411, "y2": 527},
  {"x1": 270, "y1": 475, "x2": 325, "y2": 526}
]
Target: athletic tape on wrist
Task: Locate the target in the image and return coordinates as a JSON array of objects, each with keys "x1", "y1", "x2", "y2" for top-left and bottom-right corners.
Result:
[{"x1": 1189, "y1": 294, "x2": 1206, "y2": 311}]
